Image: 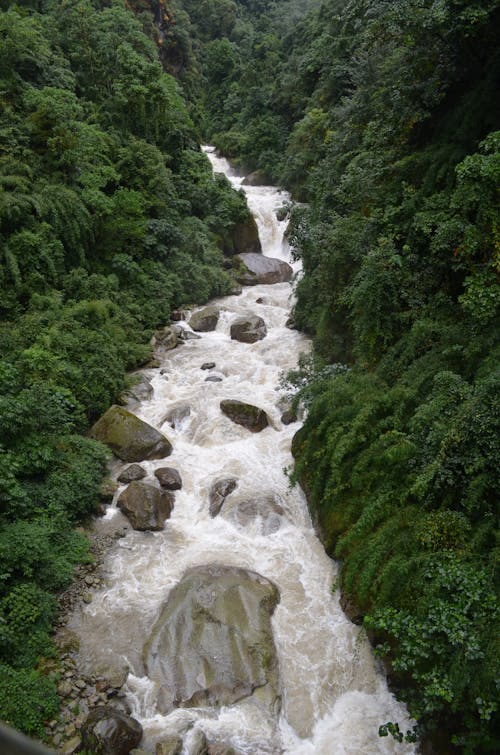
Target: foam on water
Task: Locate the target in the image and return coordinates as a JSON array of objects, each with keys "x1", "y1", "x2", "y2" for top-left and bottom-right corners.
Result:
[{"x1": 69, "y1": 147, "x2": 417, "y2": 754}]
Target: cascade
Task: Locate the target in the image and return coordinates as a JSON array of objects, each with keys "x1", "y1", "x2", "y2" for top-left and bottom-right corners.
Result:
[{"x1": 68, "y1": 147, "x2": 416, "y2": 754}]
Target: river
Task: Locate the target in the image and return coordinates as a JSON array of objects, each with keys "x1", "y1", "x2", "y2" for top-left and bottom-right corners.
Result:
[{"x1": 69, "y1": 147, "x2": 416, "y2": 754}]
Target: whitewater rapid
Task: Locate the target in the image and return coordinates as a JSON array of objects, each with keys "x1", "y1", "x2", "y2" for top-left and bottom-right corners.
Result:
[{"x1": 69, "y1": 147, "x2": 416, "y2": 754}]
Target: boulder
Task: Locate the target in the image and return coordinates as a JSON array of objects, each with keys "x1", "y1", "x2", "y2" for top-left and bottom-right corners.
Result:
[
  {"x1": 171, "y1": 324, "x2": 201, "y2": 341},
  {"x1": 230, "y1": 315, "x2": 267, "y2": 343},
  {"x1": 201, "y1": 362, "x2": 216, "y2": 370},
  {"x1": 151, "y1": 326, "x2": 179, "y2": 352},
  {"x1": 220, "y1": 400, "x2": 269, "y2": 432},
  {"x1": 156, "y1": 737, "x2": 183, "y2": 755},
  {"x1": 117, "y1": 481, "x2": 174, "y2": 531},
  {"x1": 90, "y1": 406, "x2": 173, "y2": 462},
  {"x1": 99, "y1": 478, "x2": 118, "y2": 502},
  {"x1": 81, "y1": 706, "x2": 143, "y2": 755},
  {"x1": 241, "y1": 169, "x2": 270, "y2": 186},
  {"x1": 223, "y1": 215, "x2": 261, "y2": 256},
  {"x1": 221, "y1": 496, "x2": 285, "y2": 535},
  {"x1": 143, "y1": 565, "x2": 280, "y2": 714},
  {"x1": 234, "y1": 254, "x2": 293, "y2": 286},
  {"x1": 209, "y1": 478, "x2": 238, "y2": 517},
  {"x1": 154, "y1": 467, "x2": 182, "y2": 491},
  {"x1": 205, "y1": 375, "x2": 222, "y2": 382},
  {"x1": 118, "y1": 464, "x2": 147, "y2": 484},
  {"x1": 280, "y1": 408, "x2": 297, "y2": 425},
  {"x1": 163, "y1": 403, "x2": 191, "y2": 429},
  {"x1": 189, "y1": 307, "x2": 219, "y2": 332},
  {"x1": 120, "y1": 373, "x2": 154, "y2": 404}
]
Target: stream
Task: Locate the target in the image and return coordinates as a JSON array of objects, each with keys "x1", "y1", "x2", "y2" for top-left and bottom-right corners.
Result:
[{"x1": 69, "y1": 147, "x2": 417, "y2": 754}]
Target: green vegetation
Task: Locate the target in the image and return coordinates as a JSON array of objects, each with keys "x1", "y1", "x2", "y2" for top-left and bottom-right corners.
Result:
[
  {"x1": 0, "y1": 0, "x2": 253, "y2": 736},
  {"x1": 164, "y1": 0, "x2": 500, "y2": 751}
]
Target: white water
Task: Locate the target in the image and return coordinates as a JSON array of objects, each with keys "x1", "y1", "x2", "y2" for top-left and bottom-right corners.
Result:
[{"x1": 70, "y1": 147, "x2": 416, "y2": 754}]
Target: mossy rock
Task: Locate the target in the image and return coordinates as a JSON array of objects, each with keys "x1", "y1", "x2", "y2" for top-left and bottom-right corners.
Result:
[
  {"x1": 90, "y1": 405, "x2": 172, "y2": 462},
  {"x1": 117, "y1": 481, "x2": 174, "y2": 531},
  {"x1": 223, "y1": 215, "x2": 261, "y2": 256}
]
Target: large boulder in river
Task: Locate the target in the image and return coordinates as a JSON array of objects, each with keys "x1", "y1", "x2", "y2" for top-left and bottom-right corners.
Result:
[
  {"x1": 117, "y1": 481, "x2": 174, "y2": 531},
  {"x1": 234, "y1": 253, "x2": 293, "y2": 285},
  {"x1": 90, "y1": 406, "x2": 173, "y2": 462},
  {"x1": 118, "y1": 464, "x2": 147, "y2": 484},
  {"x1": 189, "y1": 306, "x2": 219, "y2": 332},
  {"x1": 220, "y1": 399, "x2": 269, "y2": 432},
  {"x1": 154, "y1": 467, "x2": 182, "y2": 491},
  {"x1": 230, "y1": 315, "x2": 267, "y2": 343},
  {"x1": 143, "y1": 565, "x2": 280, "y2": 713},
  {"x1": 81, "y1": 706, "x2": 143, "y2": 754}
]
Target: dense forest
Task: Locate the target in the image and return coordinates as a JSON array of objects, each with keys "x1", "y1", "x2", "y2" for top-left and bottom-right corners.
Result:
[
  {"x1": 0, "y1": 0, "x2": 254, "y2": 737},
  {"x1": 0, "y1": 0, "x2": 498, "y2": 753},
  {"x1": 165, "y1": 0, "x2": 500, "y2": 752}
]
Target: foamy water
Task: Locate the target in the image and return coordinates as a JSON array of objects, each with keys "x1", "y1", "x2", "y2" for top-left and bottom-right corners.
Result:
[{"x1": 69, "y1": 147, "x2": 417, "y2": 754}]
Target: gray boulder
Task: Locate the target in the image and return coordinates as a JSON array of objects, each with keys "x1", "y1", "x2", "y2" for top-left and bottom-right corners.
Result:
[
  {"x1": 230, "y1": 315, "x2": 267, "y2": 344},
  {"x1": 120, "y1": 373, "x2": 154, "y2": 405},
  {"x1": 241, "y1": 169, "x2": 270, "y2": 186},
  {"x1": 90, "y1": 406, "x2": 173, "y2": 462},
  {"x1": 209, "y1": 478, "x2": 238, "y2": 517},
  {"x1": 117, "y1": 481, "x2": 174, "y2": 531},
  {"x1": 154, "y1": 467, "x2": 182, "y2": 490},
  {"x1": 81, "y1": 706, "x2": 143, "y2": 754},
  {"x1": 189, "y1": 307, "x2": 219, "y2": 332},
  {"x1": 151, "y1": 326, "x2": 179, "y2": 351},
  {"x1": 220, "y1": 400, "x2": 269, "y2": 432},
  {"x1": 143, "y1": 565, "x2": 280, "y2": 714},
  {"x1": 118, "y1": 464, "x2": 147, "y2": 484},
  {"x1": 234, "y1": 253, "x2": 293, "y2": 285}
]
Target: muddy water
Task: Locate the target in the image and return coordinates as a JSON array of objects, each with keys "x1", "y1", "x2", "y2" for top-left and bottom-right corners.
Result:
[{"x1": 69, "y1": 147, "x2": 416, "y2": 754}]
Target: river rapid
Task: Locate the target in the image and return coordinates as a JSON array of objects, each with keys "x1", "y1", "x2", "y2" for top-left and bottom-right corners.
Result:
[{"x1": 69, "y1": 147, "x2": 417, "y2": 754}]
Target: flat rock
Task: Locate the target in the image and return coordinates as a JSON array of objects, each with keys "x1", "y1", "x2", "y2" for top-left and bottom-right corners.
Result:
[
  {"x1": 209, "y1": 478, "x2": 238, "y2": 517},
  {"x1": 81, "y1": 706, "x2": 142, "y2": 755},
  {"x1": 117, "y1": 481, "x2": 174, "y2": 531},
  {"x1": 234, "y1": 253, "x2": 293, "y2": 286},
  {"x1": 189, "y1": 307, "x2": 219, "y2": 332},
  {"x1": 230, "y1": 315, "x2": 267, "y2": 344},
  {"x1": 154, "y1": 467, "x2": 182, "y2": 491},
  {"x1": 90, "y1": 406, "x2": 173, "y2": 462},
  {"x1": 143, "y1": 565, "x2": 280, "y2": 714},
  {"x1": 118, "y1": 464, "x2": 147, "y2": 484},
  {"x1": 220, "y1": 400, "x2": 269, "y2": 432}
]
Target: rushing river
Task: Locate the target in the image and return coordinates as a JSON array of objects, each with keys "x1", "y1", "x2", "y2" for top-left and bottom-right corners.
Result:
[{"x1": 69, "y1": 147, "x2": 416, "y2": 754}]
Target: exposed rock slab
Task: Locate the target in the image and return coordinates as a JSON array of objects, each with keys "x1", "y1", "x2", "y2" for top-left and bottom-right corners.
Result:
[
  {"x1": 220, "y1": 400, "x2": 269, "y2": 432},
  {"x1": 154, "y1": 467, "x2": 182, "y2": 491},
  {"x1": 209, "y1": 478, "x2": 238, "y2": 517},
  {"x1": 143, "y1": 565, "x2": 280, "y2": 714},
  {"x1": 189, "y1": 306, "x2": 219, "y2": 332},
  {"x1": 234, "y1": 253, "x2": 293, "y2": 286},
  {"x1": 230, "y1": 315, "x2": 267, "y2": 343},
  {"x1": 81, "y1": 706, "x2": 143, "y2": 755},
  {"x1": 117, "y1": 482, "x2": 173, "y2": 531},
  {"x1": 90, "y1": 406, "x2": 172, "y2": 462}
]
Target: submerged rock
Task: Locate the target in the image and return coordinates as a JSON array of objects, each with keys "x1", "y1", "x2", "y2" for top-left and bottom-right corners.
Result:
[
  {"x1": 234, "y1": 253, "x2": 293, "y2": 285},
  {"x1": 81, "y1": 706, "x2": 143, "y2": 754},
  {"x1": 221, "y1": 496, "x2": 286, "y2": 535},
  {"x1": 220, "y1": 399, "x2": 269, "y2": 432},
  {"x1": 117, "y1": 481, "x2": 174, "y2": 531},
  {"x1": 154, "y1": 467, "x2": 182, "y2": 491},
  {"x1": 90, "y1": 406, "x2": 173, "y2": 462},
  {"x1": 189, "y1": 307, "x2": 219, "y2": 332},
  {"x1": 118, "y1": 464, "x2": 147, "y2": 484},
  {"x1": 143, "y1": 564, "x2": 280, "y2": 714},
  {"x1": 163, "y1": 403, "x2": 191, "y2": 429},
  {"x1": 230, "y1": 315, "x2": 267, "y2": 343},
  {"x1": 209, "y1": 478, "x2": 238, "y2": 517}
]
